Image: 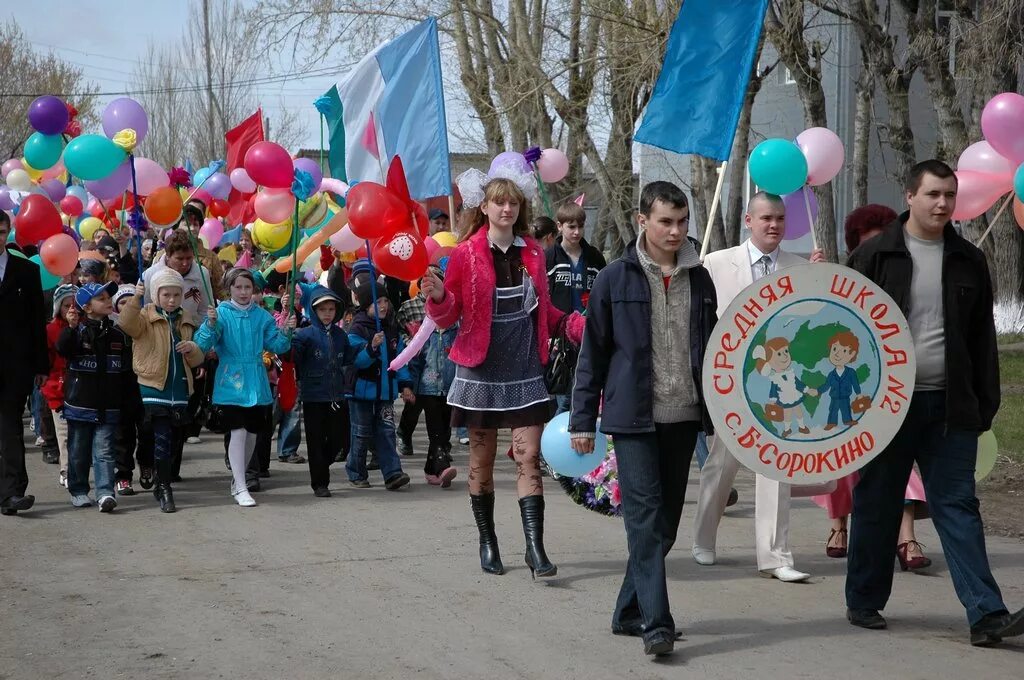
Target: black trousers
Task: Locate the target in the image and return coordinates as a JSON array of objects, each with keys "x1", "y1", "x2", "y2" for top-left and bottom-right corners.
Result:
[
  {"x1": 417, "y1": 395, "x2": 452, "y2": 474},
  {"x1": 39, "y1": 404, "x2": 59, "y2": 460},
  {"x1": 398, "y1": 398, "x2": 423, "y2": 445},
  {"x1": 0, "y1": 397, "x2": 30, "y2": 501},
  {"x1": 303, "y1": 402, "x2": 346, "y2": 489},
  {"x1": 115, "y1": 415, "x2": 154, "y2": 482}
]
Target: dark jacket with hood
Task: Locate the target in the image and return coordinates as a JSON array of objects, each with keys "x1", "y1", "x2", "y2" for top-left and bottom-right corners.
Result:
[
  {"x1": 56, "y1": 316, "x2": 134, "y2": 424},
  {"x1": 846, "y1": 213, "x2": 999, "y2": 431},
  {"x1": 292, "y1": 286, "x2": 371, "y2": 403},
  {"x1": 545, "y1": 237, "x2": 607, "y2": 313},
  {"x1": 347, "y1": 305, "x2": 412, "y2": 402}
]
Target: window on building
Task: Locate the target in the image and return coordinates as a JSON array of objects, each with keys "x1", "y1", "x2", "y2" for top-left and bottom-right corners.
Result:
[
  {"x1": 781, "y1": 66, "x2": 796, "y2": 85},
  {"x1": 936, "y1": 0, "x2": 967, "y2": 75}
]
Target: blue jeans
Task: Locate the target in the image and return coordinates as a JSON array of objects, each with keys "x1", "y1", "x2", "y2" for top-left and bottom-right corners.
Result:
[
  {"x1": 827, "y1": 397, "x2": 852, "y2": 426},
  {"x1": 693, "y1": 431, "x2": 710, "y2": 469},
  {"x1": 277, "y1": 404, "x2": 302, "y2": 459},
  {"x1": 456, "y1": 426, "x2": 469, "y2": 441},
  {"x1": 611, "y1": 421, "x2": 699, "y2": 640},
  {"x1": 346, "y1": 401, "x2": 403, "y2": 482},
  {"x1": 846, "y1": 391, "x2": 1007, "y2": 625},
  {"x1": 67, "y1": 420, "x2": 118, "y2": 498},
  {"x1": 31, "y1": 387, "x2": 44, "y2": 436}
]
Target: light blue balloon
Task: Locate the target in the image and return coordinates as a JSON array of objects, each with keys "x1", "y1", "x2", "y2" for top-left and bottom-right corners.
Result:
[
  {"x1": 29, "y1": 254, "x2": 61, "y2": 290},
  {"x1": 541, "y1": 411, "x2": 607, "y2": 478},
  {"x1": 1015, "y1": 163, "x2": 1024, "y2": 202},
  {"x1": 24, "y1": 132, "x2": 64, "y2": 170},
  {"x1": 193, "y1": 167, "x2": 213, "y2": 187},
  {"x1": 67, "y1": 185, "x2": 88, "y2": 203},
  {"x1": 63, "y1": 134, "x2": 127, "y2": 181},
  {"x1": 748, "y1": 138, "x2": 809, "y2": 196}
]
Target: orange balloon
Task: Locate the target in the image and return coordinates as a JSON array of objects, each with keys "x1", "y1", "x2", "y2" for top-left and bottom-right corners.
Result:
[
  {"x1": 145, "y1": 186, "x2": 184, "y2": 226},
  {"x1": 1014, "y1": 196, "x2": 1024, "y2": 229},
  {"x1": 272, "y1": 208, "x2": 348, "y2": 274},
  {"x1": 408, "y1": 280, "x2": 420, "y2": 298}
]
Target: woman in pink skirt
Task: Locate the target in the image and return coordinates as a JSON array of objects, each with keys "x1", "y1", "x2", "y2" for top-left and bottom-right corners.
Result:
[{"x1": 814, "y1": 205, "x2": 930, "y2": 571}]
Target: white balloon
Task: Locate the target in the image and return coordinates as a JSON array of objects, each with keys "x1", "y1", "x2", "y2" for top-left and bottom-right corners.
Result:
[{"x1": 6, "y1": 168, "x2": 32, "y2": 192}]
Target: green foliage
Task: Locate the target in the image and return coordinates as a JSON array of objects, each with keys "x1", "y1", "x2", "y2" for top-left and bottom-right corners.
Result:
[
  {"x1": 789, "y1": 321, "x2": 847, "y2": 370},
  {"x1": 801, "y1": 370, "x2": 825, "y2": 416}
]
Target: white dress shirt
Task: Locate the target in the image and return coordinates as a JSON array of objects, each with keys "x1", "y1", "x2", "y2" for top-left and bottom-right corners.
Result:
[{"x1": 747, "y1": 240, "x2": 779, "y2": 281}]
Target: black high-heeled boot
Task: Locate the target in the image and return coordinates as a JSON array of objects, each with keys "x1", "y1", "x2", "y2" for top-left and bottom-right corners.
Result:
[
  {"x1": 154, "y1": 458, "x2": 176, "y2": 513},
  {"x1": 470, "y1": 493, "x2": 504, "y2": 575},
  {"x1": 519, "y1": 495, "x2": 556, "y2": 579}
]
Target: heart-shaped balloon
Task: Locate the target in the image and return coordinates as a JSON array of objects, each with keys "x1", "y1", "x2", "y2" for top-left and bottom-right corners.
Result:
[
  {"x1": 347, "y1": 182, "x2": 411, "y2": 240},
  {"x1": 15, "y1": 194, "x2": 63, "y2": 246},
  {"x1": 371, "y1": 228, "x2": 428, "y2": 281}
]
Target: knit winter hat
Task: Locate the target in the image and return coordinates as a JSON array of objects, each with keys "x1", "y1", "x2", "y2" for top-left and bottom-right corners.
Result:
[
  {"x1": 52, "y1": 284, "x2": 79, "y2": 319},
  {"x1": 349, "y1": 259, "x2": 386, "y2": 309},
  {"x1": 112, "y1": 284, "x2": 136, "y2": 310},
  {"x1": 151, "y1": 267, "x2": 186, "y2": 295}
]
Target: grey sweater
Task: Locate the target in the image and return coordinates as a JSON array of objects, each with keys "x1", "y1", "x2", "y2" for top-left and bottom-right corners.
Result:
[{"x1": 635, "y1": 233, "x2": 701, "y2": 423}]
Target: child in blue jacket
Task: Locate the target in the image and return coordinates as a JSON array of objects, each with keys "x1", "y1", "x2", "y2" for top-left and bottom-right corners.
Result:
[
  {"x1": 292, "y1": 286, "x2": 375, "y2": 497},
  {"x1": 345, "y1": 260, "x2": 413, "y2": 490}
]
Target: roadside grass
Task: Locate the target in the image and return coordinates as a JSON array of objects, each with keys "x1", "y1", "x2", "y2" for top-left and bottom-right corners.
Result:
[{"x1": 994, "y1": 350, "x2": 1024, "y2": 462}]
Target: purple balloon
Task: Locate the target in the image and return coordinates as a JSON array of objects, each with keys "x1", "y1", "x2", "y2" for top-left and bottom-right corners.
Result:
[
  {"x1": 62, "y1": 223, "x2": 81, "y2": 245},
  {"x1": 85, "y1": 160, "x2": 132, "y2": 200},
  {"x1": 28, "y1": 96, "x2": 69, "y2": 135},
  {"x1": 782, "y1": 187, "x2": 817, "y2": 240},
  {"x1": 102, "y1": 98, "x2": 149, "y2": 143},
  {"x1": 205, "y1": 172, "x2": 232, "y2": 201},
  {"x1": 293, "y1": 158, "x2": 324, "y2": 192},
  {"x1": 41, "y1": 178, "x2": 67, "y2": 202},
  {"x1": 489, "y1": 151, "x2": 531, "y2": 177},
  {"x1": 0, "y1": 189, "x2": 14, "y2": 211}
]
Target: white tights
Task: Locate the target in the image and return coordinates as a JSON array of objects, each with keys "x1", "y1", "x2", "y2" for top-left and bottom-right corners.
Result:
[{"x1": 228, "y1": 428, "x2": 257, "y2": 494}]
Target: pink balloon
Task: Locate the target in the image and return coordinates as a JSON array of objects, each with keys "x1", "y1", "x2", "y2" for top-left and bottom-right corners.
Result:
[
  {"x1": 230, "y1": 168, "x2": 257, "y2": 193},
  {"x1": 254, "y1": 188, "x2": 296, "y2": 223},
  {"x1": 981, "y1": 93, "x2": 1024, "y2": 165},
  {"x1": 958, "y1": 141, "x2": 1015, "y2": 194},
  {"x1": 198, "y1": 217, "x2": 225, "y2": 249},
  {"x1": 536, "y1": 148, "x2": 569, "y2": 183},
  {"x1": 952, "y1": 170, "x2": 1007, "y2": 221},
  {"x1": 389, "y1": 317, "x2": 437, "y2": 371},
  {"x1": 424, "y1": 236, "x2": 440, "y2": 259},
  {"x1": 328, "y1": 224, "x2": 362, "y2": 252},
  {"x1": 244, "y1": 141, "x2": 294, "y2": 189},
  {"x1": 796, "y1": 127, "x2": 845, "y2": 186},
  {"x1": 320, "y1": 177, "x2": 350, "y2": 198},
  {"x1": 133, "y1": 158, "x2": 170, "y2": 196},
  {"x1": 41, "y1": 159, "x2": 66, "y2": 181},
  {"x1": 2, "y1": 158, "x2": 23, "y2": 180},
  {"x1": 189, "y1": 188, "x2": 213, "y2": 208},
  {"x1": 39, "y1": 233, "x2": 79, "y2": 276}
]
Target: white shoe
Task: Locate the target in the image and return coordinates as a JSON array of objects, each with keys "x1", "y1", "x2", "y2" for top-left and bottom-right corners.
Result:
[
  {"x1": 186, "y1": 436, "x2": 202, "y2": 445},
  {"x1": 759, "y1": 566, "x2": 810, "y2": 583},
  {"x1": 58, "y1": 470, "x2": 68, "y2": 488},
  {"x1": 233, "y1": 490, "x2": 257, "y2": 507},
  {"x1": 459, "y1": 437, "x2": 470, "y2": 445},
  {"x1": 692, "y1": 546, "x2": 716, "y2": 566},
  {"x1": 34, "y1": 436, "x2": 45, "y2": 447}
]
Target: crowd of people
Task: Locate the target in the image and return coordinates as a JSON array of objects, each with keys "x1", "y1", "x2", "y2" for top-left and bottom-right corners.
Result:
[{"x1": 0, "y1": 157, "x2": 1021, "y2": 657}]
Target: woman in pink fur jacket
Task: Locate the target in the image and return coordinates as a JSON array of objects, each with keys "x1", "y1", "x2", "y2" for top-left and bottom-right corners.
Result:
[{"x1": 422, "y1": 177, "x2": 584, "y2": 579}]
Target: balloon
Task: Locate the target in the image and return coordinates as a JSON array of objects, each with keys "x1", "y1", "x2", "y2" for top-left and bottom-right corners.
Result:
[
  {"x1": 389, "y1": 317, "x2": 437, "y2": 371},
  {"x1": 0, "y1": 189, "x2": 14, "y2": 211},
  {"x1": 541, "y1": 411, "x2": 605, "y2": 478},
  {"x1": 199, "y1": 218, "x2": 225, "y2": 249},
  {"x1": 981, "y1": 92, "x2": 1024, "y2": 164},
  {"x1": 220, "y1": 225, "x2": 243, "y2": 245},
  {"x1": 347, "y1": 182, "x2": 410, "y2": 240},
  {"x1": 254, "y1": 188, "x2": 297, "y2": 223},
  {"x1": 66, "y1": 184, "x2": 88, "y2": 203},
  {"x1": 976, "y1": 430, "x2": 998, "y2": 482},
  {"x1": 78, "y1": 216, "x2": 104, "y2": 240},
  {"x1": 372, "y1": 229, "x2": 429, "y2": 281},
  {"x1": 536, "y1": 148, "x2": 570, "y2": 183},
  {"x1": 253, "y1": 218, "x2": 293, "y2": 251},
  {"x1": 15, "y1": 194, "x2": 63, "y2": 246},
  {"x1": 424, "y1": 235, "x2": 440, "y2": 259},
  {"x1": 244, "y1": 141, "x2": 293, "y2": 189},
  {"x1": 230, "y1": 167, "x2": 257, "y2": 193},
  {"x1": 193, "y1": 167, "x2": 213, "y2": 189},
  {"x1": 64, "y1": 135, "x2": 127, "y2": 181},
  {"x1": 29, "y1": 254, "x2": 61, "y2": 290},
  {"x1": 41, "y1": 159, "x2": 67, "y2": 181},
  {"x1": 780, "y1": 187, "x2": 817, "y2": 240},
  {"x1": 958, "y1": 141, "x2": 1016, "y2": 194},
  {"x1": 60, "y1": 194, "x2": 83, "y2": 217},
  {"x1": 208, "y1": 198, "x2": 230, "y2": 218},
  {"x1": 23, "y1": 132, "x2": 64, "y2": 171},
  {"x1": 39, "y1": 233, "x2": 79, "y2": 276},
  {"x1": 28, "y1": 96, "x2": 69, "y2": 135},
  {"x1": 40, "y1": 178, "x2": 66, "y2": 202},
  {"x1": 320, "y1": 177, "x2": 349, "y2": 199},
  {"x1": 293, "y1": 158, "x2": 324, "y2": 192},
  {"x1": 952, "y1": 170, "x2": 1006, "y2": 221},
  {"x1": 326, "y1": 223, "x2": 360, "y2": 253},
  {"x1": 2, "y1": 158, "x2": 23, "y2": 179},
  {"x1": 133, "y1": 158, "x2": 169, "y2": 195},
  {"x1": 84, "y1": 160, "x2": 132, "y2": 201},
  {"x1": 489, "y1": 151, "x2": 531, "y2": 176},
  {"x1": 1015, "y1": 164, "x2": 1024, "y2": 202},
  {"x1": 1015, "y1": 196, "x2": 1024, "y2": 229},
  {"x1": 144, "y1": 186, "x2": 184, "y2": 226},
  {"x1": 101, "y1": 98, "x2": 149, "y2": 143},
  {"x1": 430, "y1": 246, "x2": 453, "y2": 269},
  {"x1": 189, "y1": 188, "x2": 213, "y2": 208},
  {"x1": 205, "y1": 172, "x2": 232, "y2": 201},
  {"x1": 430, "y1": 231, "x2": 457, "y2": 248},
  {"x1": 22, "y1": 160, "x2": 43, "y2": 181},
  {"x1": 6, "y1": 169, "x2": 32, "y2": 192},
  {"x1": 796, "y1": 127, "x2": 845, "y2": 186},
  {"x1": 748, "y1": 139, "x2": 809, "y2": 195},
  {"x1": 271, "y1": 209, "x2": 350, "y2": 273}
]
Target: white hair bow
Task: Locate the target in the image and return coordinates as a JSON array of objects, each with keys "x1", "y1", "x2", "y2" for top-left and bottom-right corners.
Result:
[{"x1": 456, "y1": 166, "x2": 537, "y2": 210}]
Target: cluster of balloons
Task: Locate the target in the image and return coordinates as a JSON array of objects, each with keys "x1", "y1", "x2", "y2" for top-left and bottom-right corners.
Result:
[
  {"x1": 748, "y1": 127, "x2": 845, "y2": 197},
  {"x1": 955, "y1": 92, "x2": 1024, "y2": 222},
  {"x1": 489, "y1": 148, "x2": 570, "y2": 183}
]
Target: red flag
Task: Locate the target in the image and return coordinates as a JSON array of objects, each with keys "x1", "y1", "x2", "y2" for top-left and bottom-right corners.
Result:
[
  {"x1": 361, "y1": 112, "x2": 380, "y2": 159},
  {"x1": 225, "y1": 109, "x2": 264, "y2": 226}
]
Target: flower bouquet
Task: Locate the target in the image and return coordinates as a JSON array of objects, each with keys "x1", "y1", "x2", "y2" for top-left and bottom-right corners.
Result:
[{"x1": 552, "y1": 440, "x2": 622, "y2": 518}]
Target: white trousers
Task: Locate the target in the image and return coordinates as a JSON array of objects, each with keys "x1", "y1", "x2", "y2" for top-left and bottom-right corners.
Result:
[{"x1": 693, "y1": 434, "x2": 794, "y2": 571}]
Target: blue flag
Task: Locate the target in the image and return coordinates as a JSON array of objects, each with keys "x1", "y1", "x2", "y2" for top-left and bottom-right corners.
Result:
[{"x1": 635, "y1": 0, "x2": 769, "y2": 161}]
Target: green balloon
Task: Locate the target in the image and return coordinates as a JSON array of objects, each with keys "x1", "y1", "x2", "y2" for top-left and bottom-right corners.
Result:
[
  {"x1": 748, "y1": 138, "x2": 809, "y2": 196},
  {"x1": 24, "y1": 132, "x2": 64, "y2": 171},
  {"x1": 29, "y1": 254, "x2": 60, "y2": 290},
  {"x1": 976, "y1": 430, "x2": 998, "y2": 481},
  {"x1": 9, "y1": 246, "x2": 27, "y2": 259},
  {"x1": 63, "y1": 134, "x2": 127, "y2": 181}
]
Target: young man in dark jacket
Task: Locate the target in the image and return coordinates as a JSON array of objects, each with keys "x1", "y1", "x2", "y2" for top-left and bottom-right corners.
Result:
[
  {"x1": 545, "y1": 202, "x2": 607, "y2": 314},
  {"x1": 569, "y1": 181, "x2": 716, "y2": 658},
  {"x1": 844, "y1": 159, "x2": 1023, "y2": 646}
]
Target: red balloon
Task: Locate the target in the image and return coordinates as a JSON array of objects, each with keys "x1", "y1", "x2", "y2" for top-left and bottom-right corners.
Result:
[
  {"x1": 411, "y1": 202, "x2": 429, "y2": 239},
  {"x1": 15, "y1": 194, "x2": 63, "y2": 246},
  {"x1": 244, "y1": 141, "x2": 294, "y2": 189},
  {"x1": 59, "y1": 195, "x2": 84, "y2": 217},
  {"x1": 209, "y1": 198, "x2": 230, "y2": 218},
  {"x1": 371, "y1": 228, "x2": 428, "y2": 282},
  {"x1": 347, "y1": 182, "x2": 412, "y2": 240}
]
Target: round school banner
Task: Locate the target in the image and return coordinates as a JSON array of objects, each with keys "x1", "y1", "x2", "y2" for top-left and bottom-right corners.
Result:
[{"x1": 702, "y1": 263, "x2": 917, "y2": 485}]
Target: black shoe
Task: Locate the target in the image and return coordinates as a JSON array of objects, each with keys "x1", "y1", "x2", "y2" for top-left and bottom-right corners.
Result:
[
  {"x1": 171, "y1": 475, "x2": 183, "y2": 483},
  {"x1": 385, "y1": 473, "x2": 410, "y2": 491},
  {"x1": 643, "y1": 631, "x2": 675, "y2": 656},
  {"x1": 970, "y1": 608, "x2": 1024, "y2": 647},
  {"x1": 349, "y1": 479, "x2": 371, "y2": 489},
  {"x1": 42, "y1": 451, "x2": 59, "y2": 465},
  {"x1": 612, "y1": 624, "x2": 683, "y2": 640},
  {"x1": 847, "y1": 608, "x2": 887, "y2": 629},
  {"x1": 398, "y1": 437, "x2": 414, "y2": 457},
  {"x1": 155, "y1": 484, "x2": 176, "y2": 513},
  {"x1": 470, "y1": 492, "x2": 505, "y2": 575},
  {"x1": 519, "y1": 495, "x2": 557, "y2": 579},
  {"x1": 726, "y1": 488, "x2": 739, "y2": 507},
  {"x1": 247, "y1": 479, "x2": 261, "y2": 493},
  {"x1": 0, "y1": 495, "x2": 35, "y2": 513},
  {"x1": 334, "y1": 450, "x2": 348, "y2": 463},
  {"x1": 367, "y1": 457, "x2": 380, "y2": 471},
  {"x1": 0, "y1": 508, "x2": 17, "y2": 516},
  {"x1": 313, "y1": 487, "x2": 332, "y2": 498},
  {"x1": 258, "y1": 470, "x2": 270, "y2": 479}
]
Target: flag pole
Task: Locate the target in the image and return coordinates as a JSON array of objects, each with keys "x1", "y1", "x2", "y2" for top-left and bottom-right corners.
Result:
[
  {"x1": 975, "y1": 194, "x2": 1014, "y2": 247},
  {"x1": 699, "y1": 161, "x2": 728, "y2": 261}
]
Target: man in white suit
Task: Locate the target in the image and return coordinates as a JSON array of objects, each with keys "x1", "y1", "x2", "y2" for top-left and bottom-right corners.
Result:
[{"x1": 692, "y1": 192, "x2": 822, "y2": 582}]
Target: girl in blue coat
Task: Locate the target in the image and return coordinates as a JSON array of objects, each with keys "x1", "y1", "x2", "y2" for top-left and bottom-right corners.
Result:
[{"x1": 195, "y1": 268, "x2": 294, "y2": 507}]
